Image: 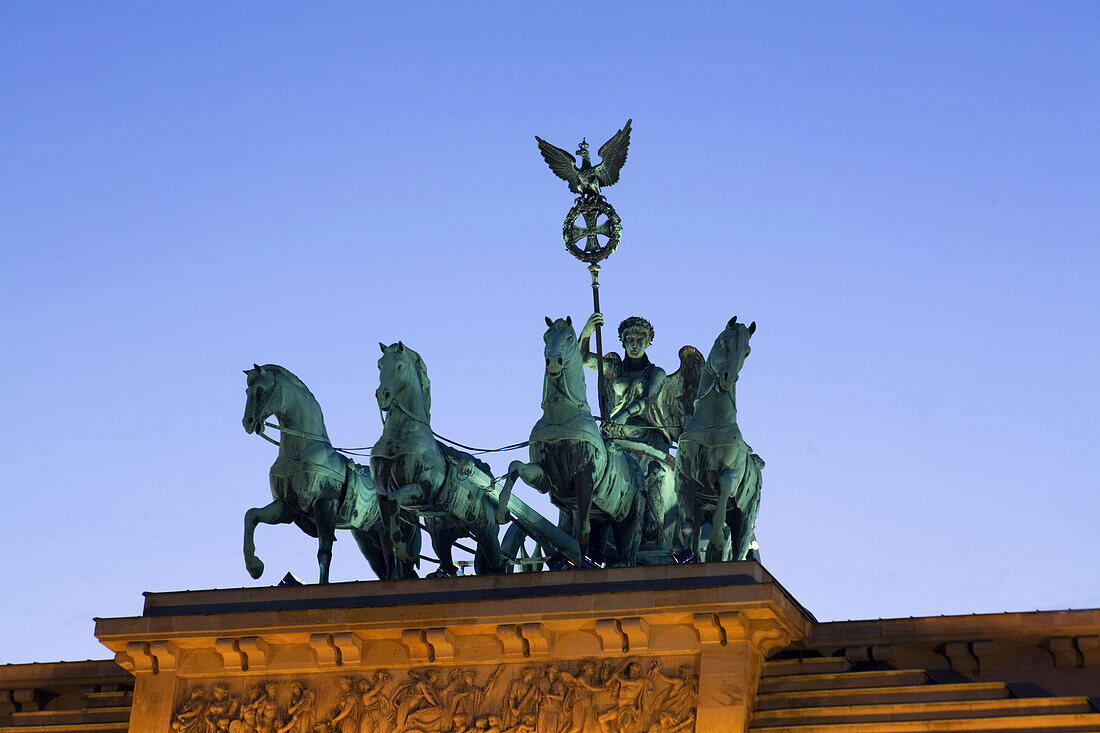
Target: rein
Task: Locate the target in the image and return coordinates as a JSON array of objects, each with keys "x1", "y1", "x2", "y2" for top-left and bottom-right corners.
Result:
[
  {"x1": 384, "y1": 391, "x2": 530, "y2": 455},
  {"x1": 686, "y1": 356, "x2": 740, "y2": 432}
]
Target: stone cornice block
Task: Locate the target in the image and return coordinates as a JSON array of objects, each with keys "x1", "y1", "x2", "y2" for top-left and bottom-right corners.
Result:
[
  {"x1": 125, "y1": 642, "x2": 156, "y2": 674},
  {"x1": 1076, "y1": 635, "x2": 1100, "y2": 667},
  {"x1": 425, "y1": 628, "x2": 455, "y2": 662},
  {"x1": 238, "y1": 637, "x2": 269, "y2": 670},
  {"x1": 214, "y1": 638, "x2": 245, "y2": 672},
  {"x1": 332, "y1": 633, "x2": 363, "y2": 666},
  {"x1": 309, "y1": 633, "x2": 339, "y2": 667},
  {"x1": 1046, "y1": 636, "x2": 1082, "y2": 669},
  {"x1": 402, "y1": 629, "x2": 433, "y2": 663},
  {"x1": 149, "y1": 641, "x2": 179, "y2": 673}
]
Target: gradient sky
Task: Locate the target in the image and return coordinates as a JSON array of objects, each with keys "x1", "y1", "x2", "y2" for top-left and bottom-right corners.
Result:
[{"x1": 2, "y1": 2, "x2": 1098, "y2": 664}]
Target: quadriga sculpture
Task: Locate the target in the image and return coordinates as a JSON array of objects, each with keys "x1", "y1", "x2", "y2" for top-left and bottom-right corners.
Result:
[
  {"x1": 676, "y1": 318, "x2": 764, "y2": 562},
  {"x1": 241, "y1": 364, "x2": 420, "y2": 583},
  {"x1": 496, "y1": 317, "x2": 646, "y2": 566},
  {"x1": 371, "y1": 342, "x2": 506, "y2": 578}
]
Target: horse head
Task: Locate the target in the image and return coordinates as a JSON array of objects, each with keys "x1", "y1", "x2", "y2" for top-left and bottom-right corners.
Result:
[
  {"x1": 707, "y1": 317, "x2": 756, "y2": 393},
  {"x1": 242, "y1": 363, "x2": 278, "y2": 435},
  {"x1": 377, "y1": 341, "x2": 431, "y2": 419},
  {"x1": 543, "y1": 315, "x2": 579, "y2": 378}
]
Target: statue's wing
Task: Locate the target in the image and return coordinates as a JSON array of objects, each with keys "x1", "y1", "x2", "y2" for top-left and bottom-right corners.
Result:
[
  {"x1": 536, "y1": 136, "x2": 582, "y2": 194},
  {"x1": 595, "y1": 119, "x2": 632, "y2": 188},
  {"x1": 658, "y1": 344, "x2": 704, "y2": 443}
]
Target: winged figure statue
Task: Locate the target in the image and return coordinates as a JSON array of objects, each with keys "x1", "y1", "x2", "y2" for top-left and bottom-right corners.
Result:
[{"x1": 536, "y1": 119, "x2": 632, "y2": 199}]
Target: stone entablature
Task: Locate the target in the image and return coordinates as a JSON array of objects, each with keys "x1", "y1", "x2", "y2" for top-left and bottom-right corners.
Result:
[{"x1": 93, "y1": 562, "x2": 810, "y2": 733}]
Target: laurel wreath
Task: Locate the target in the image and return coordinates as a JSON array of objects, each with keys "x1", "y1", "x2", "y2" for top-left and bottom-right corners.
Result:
[{"x1": 562, "y1": 197, "x2": 622, "y2": 264}]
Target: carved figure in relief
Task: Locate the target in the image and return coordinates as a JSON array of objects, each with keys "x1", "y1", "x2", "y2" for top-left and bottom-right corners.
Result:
[
  {"x1": 356, "y1": 672, "x2": 390, "y2": 731},
  {"x1": 536, "y1": 665, "x2": 568, "y2": 733},
  {"x1": 597, "y1": 660, "x2": 651, "y2": 733},
  {"x1": 278, "y1": 681, "x2": 314, "y2": 733},
  {"x1": 206, "y1": 684, "x2": 240, "y2": 733},
  {"x1": 172, "y1": 686, "x2": 207, "y2": 733},
  {"x1": 170, "y1": 659, "x2": 697, "y2": 733},
  {"x1": 501, "y1": 667, "x2": 539, "y2": 728},
  {"x1": 560, "y1": 661, "x2": 602, "y2": 733},
  {"x1": 645, "y1": 711, "x2": 693, "y2": 733},
  {"x1": 320, "y1": 677, "x2": 359, "y2": 733},
  {"x1": 444, "y1": 669, "x2": 478, "y2": 726},
  {"x1": 255, "y1": 682, "x2": 281, "y2": 733},
  {"x1": 229, "y1": 707, "x2": 259, "y2": 733},
  {"x1": 502, "y1": 714, "x2": 537, "y2": 733},
  {"x1": 392, "y1": 668, "x2": 445, "y2": 731},
  {"x1": 649, "y1": 664, "x2": 695, "y2": 721}
]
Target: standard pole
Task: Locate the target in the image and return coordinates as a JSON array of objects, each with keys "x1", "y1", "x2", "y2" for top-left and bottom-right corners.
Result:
[{"x1": 588, "y1": 263, "x2": 608, "y2": 421}]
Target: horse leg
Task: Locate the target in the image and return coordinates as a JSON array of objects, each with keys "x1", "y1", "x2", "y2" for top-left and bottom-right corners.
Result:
[
  {"x1": 243, "y1": 499, "x2": 294, "y2": 579},
  {"x1": 429, "y1": 519, "x2": 459, "y2": 578},
  {"x1": 473, "y1": 509, "x2": 506, "y2": 575},
  {"x1": 588, "y1": 519, "x2": 611, "y2": 566},
  {"x1": 573, "y1": 472, "x2": 593, "y2": 561},
  {"x1": 496, "y1": 460, "x2": 548, "y2": 524},
  {"x1": 315, "y1": 498, "x2": 338, "y2": 584},
  {"x1": 612, "y1": 491, "x2": 644, "y2": 567},
  {"x1": 350, "y1": 528, "x2": 389, "y2": 580},
  {"x1": 708, "y1": 468, "x2": 740, "y2": 562},
  {"x1": 376, "y1": 494, "x2": 402, "y2": 580},
  {"x1": 731, "y1": 470, "x2": 761, "y2": 561}
]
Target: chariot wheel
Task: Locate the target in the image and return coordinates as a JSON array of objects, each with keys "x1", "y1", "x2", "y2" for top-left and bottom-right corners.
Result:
[{"x1": 500, "y1": 523, "x2": 548, "y2": 573}]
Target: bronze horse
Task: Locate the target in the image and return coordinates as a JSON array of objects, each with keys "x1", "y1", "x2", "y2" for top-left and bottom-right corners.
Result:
[
  {"x1": 676, "y1": 319, "x2": 764, "y2": 562},
  {"x1": 241, "y1": 364, "x2": 420, "y2": 583},
  {"x1": 497, "y1": 317, "x2": 646, "y2": 565},
  {"x1": 371, "y1": 342, "x2": 505, "y2": 578}
]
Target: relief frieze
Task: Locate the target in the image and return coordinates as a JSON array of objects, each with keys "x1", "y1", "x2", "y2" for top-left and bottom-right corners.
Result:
[{"x1": 170, "y1": 658, "x2": 697, "y2": 733}]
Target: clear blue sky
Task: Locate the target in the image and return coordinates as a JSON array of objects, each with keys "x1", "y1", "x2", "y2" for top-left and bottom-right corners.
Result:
[{"x1": 2, "y1": 2, "x2": 1098, "y2": 663}]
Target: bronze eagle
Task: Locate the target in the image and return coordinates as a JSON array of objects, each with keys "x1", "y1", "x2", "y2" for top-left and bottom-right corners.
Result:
[{"x1": 536, "y1": 119, "x2": 631, "y2": 199}]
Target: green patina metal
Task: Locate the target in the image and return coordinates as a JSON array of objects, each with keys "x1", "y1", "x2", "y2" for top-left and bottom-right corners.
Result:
[
  {"x1": 676, "y1": 318, "x2": 764, "y2": 563},
  {"x1": 235, "y1": 121, "x2": 769, "y2": 582},
  {"x1": 578, "y1": 313, "x2": 705, "y2": 564},
  {"x1": 241, "y1": 364, "x2": 420, "y2": 583},
  {"x1": 372, "y1": 342, "x2": 506, "y2": 579},
  {"x1": 495, "y1": 317, "x2": 647, "y2": 567}
]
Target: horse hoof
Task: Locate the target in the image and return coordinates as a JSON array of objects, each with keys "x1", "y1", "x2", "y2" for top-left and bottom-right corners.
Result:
[
  {"x1": 427, "y1": 569, "x2": 455, "y2": 579},
  {"x1": 246, "y1": 558, "x2": 264, "y2": 579}
]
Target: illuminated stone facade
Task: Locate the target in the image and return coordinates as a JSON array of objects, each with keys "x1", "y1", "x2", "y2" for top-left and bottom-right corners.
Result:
[{"x1": 2, "y1": 563, "x2": 1099, "y2": 732}]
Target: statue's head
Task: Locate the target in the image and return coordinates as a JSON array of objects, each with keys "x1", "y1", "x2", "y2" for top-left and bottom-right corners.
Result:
[
  {"x1": 521, "y1": 666, "x2": 536, "y2": 680},
  {"x1": 543, "y1": 316, "x2": 578, "y2": 377},
  {"x1": 213, "y1": 684, "x2": 228, "y2": 700},
  {"x1": 289, "y1": 681, "x2": 303, "y2": 695},
  {"x1": 377, "y1": 341, "x2": 431, "y2": 418},
  {"x1": 576, "y1": 138, "x2": 590, "y2": 160},
  {"x1": 265, "y1": 681, "x2": 278, "y2": 696},
  {"x1": 547, "y1": 665, "x2": 560, "y2": 680},
  {"x1": 618, "y1": 316, "x2": 654, "y2": 360},
  {"x1": 338, "y1": 676, "x2": 353, "y2": 692},
  {"x1": 708, "y1": 317, "x2": 755, "y2": 393},
  {"x1": 242, "y1": 364, "x2": 277, "y2": 435}
]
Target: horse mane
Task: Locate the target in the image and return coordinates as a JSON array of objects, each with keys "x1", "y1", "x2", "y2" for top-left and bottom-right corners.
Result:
[
  {"x1": 402, "y1": 346, "x2": 432, "y2": 421},
  {"x1": 263, "y1": 364, "x2": 320, "y2": 408}
]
